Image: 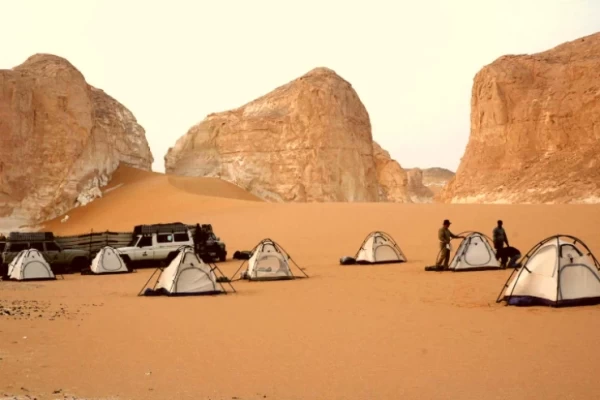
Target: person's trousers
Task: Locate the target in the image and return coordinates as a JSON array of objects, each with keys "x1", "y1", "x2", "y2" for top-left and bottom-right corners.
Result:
[
  {"x1": 436, "y1": 243, "x2": 450, "y2": 268},
  {"x1": 508, "y1": 254, "x2": 521, "y2": 268},
  {"x1": 494, "y1": 241, "x2": 504, "y2": 260}
]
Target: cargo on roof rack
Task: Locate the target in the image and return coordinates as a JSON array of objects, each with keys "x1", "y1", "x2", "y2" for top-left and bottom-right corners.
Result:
[
  {"x1": 8, "y1": 232, "x2": 55, "y2": 242},
  {"x1": 133, "y1": 222, "x2": 190, "y2": 235}
]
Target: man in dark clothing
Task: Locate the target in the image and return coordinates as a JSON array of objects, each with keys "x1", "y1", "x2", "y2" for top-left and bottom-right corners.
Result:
[
  {"x1": 193, "y1": 223, "x2": 208, "y2": 254},
  {"x1": 496, "y1": 246, "x2": 521, "y2": 269},
  {"x1": 492, "y1": 220, "x2": 509, "y2": 260},
  {"x1": 435, "y1": 219, "x2": 465, "y2": 270}
]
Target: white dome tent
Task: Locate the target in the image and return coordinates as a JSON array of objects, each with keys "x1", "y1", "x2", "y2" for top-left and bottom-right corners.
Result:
[
  {"x1": 8, "y1": 249, "x2": 57, "y2": 281},
  {"x1": 139, "y1": 246, "x2": 234, "y2": 296},
  {"x1": 340, "y1": 231, "x2": 406, "y2": 265},
  {"x1": 231, "y1": 238, "x2": 309, "y2": 281},
  {"x1": 87, "y1": 246, "x2": 130, "y2": 275},
  {"x1": 496, "y1": 235, "x2": 600, "y2": 307},
  {"x1": 448, "y1": 232, "x2": 501, "y2": 272},
  {"x1": 355, "y1": 231, "x2": 406, "y2": 264}
]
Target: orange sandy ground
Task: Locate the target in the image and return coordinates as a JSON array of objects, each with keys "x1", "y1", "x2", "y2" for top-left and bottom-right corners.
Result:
[{"x1": 1, "y1": 167, "x2": 600, "y2": 400}]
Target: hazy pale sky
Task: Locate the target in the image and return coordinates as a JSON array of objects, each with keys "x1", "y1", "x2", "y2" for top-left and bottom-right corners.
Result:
[{"x1": 1, "y1": 0, "x2": 598, "y2": 172}]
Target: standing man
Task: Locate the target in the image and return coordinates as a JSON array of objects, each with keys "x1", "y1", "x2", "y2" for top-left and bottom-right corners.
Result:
[
  {"x1": 492, "y1": 220, "x2": 509, "y2": 260},
  {"x1": 436, "y1": 219, "x2": 464, "y2": 270},
  {"x1": 193, "y1": 223, "x2": 207, "y2": 254}
]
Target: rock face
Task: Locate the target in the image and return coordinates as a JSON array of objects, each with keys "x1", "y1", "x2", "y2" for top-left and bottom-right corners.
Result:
[
  {"x1": 406, "y1": 169, "x2": 434, "y2": 203},
  {"x1": 165, "y1": 67, "x2": 410, "y2": 203},
  {"x1": 372, "y1": 143, "x2": 410, "y2": 202},
  {"x1": 0, "y1": 54, "x2": 153, "y2": 228},
  {"x1": 441, "y1": 33, "x2": 600, "y2": 204},
  {"x1": 406, "y1": 168, "x2": 455, "y2": 203},
  {"x1": 421, "y1": 168, "x2": 455, "y2": 195}
]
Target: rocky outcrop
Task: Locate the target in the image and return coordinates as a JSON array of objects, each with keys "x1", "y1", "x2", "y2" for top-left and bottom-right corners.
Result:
[
  {"x1": 440, "y1": 33, "x2": 600, "y2": 204},
  {"x1": 406, "y1": 168, "x2": 454, "y2": 203},
  {"x1": 0, "y1": 54, "x2": 153, "y2": 228},
  {"x1": 421, "y1": 168, "x2": 455, "y2": 195},
  {"x1": 406, "y1": 169, "x2": 434, "y2": 203},
  {"x1": 372, "y1": 143, "x2": 410, "y2": 202},
  {"x1": 165, "y1": 67, "x2": 410, "y2": 203}
]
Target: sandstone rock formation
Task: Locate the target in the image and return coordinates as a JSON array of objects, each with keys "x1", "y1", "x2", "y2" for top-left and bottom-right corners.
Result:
[
  {"x1": 165, "y1": 67, "x2": 410, "y2": 203},
  {"x1": 372, "y1": 143, "x2": 410, "y2": 202},
  {"x1": 406, "y1": 169, "x2": 434, "y2": 203},
  {"x1": 421, "y1": 168, "x2": 455, "y2": 194},
  {"x1": 406, "y1": 168, "x2": 455, "y2": 203},
  {"x1": 441, "y1": 33, "x2": 600, "y2": 204},
  {"x1": 0, "y1": 54, "x2": 153, "y2": 229}
]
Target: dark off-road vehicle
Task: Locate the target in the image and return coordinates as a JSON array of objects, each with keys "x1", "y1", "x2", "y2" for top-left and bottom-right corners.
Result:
[
  {"x1": 192, "y1": 224, "x2": 227, "y2": 263},
  {"x1": 1, "y1": 232, "x2": 90, "y2": 276}
]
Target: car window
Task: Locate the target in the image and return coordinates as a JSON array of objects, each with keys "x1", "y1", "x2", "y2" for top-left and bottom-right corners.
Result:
[
  {"x1": 138, "y1": 236, "x2": 153, "y2": 247},
  {"x1": 174, "y1": 232, "x2": 189, "y2": 242},
  {"x1": 45, "y1": 242, "x2": 61, "y2": 251},
  {"x1": 157, "y1": 234, "x2": 173, "y2": 243},
  {"x1": 30, "y1": 242, "x2": 44, "y2": 251},
  {"x1": 9, "y1": 243, "x2": 29, "y2": 252}
]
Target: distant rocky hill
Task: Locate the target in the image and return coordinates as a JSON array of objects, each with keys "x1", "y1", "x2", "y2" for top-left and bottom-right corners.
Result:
[
  {"x1": 407, "y1": 168, "x2": 455, "y2": 203},
  {"x1": 0, "y1": 54, "x2": 153, "y2": 230},
  {"x1": 165, "y1": 67, "x2": 412, "y2": 203},
  {"x1": 440, "y1": 32, "x2": 600, "y2": 204}
]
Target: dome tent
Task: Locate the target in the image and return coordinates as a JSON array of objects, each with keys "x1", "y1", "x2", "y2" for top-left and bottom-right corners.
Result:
[
  {"x1": 448, "y1": 232, "x2": 501, "y2": 272},
  {"x1": 497, "y1": 235, "x2": 600, "y2": 307},
  {"x1": 340, "y1": 231, "x2": 407, "y2": 265},
  {"x1": 8, "y1": 249, "x2": 56, "y2": 281},
  {"x1": 87, "y1": 246, "x2": 130, "y2": 274},
  {"x1": 139, "y1": 246, "x2": 234, "y2": 296},
  {"x1": 231, "y1": 238, "x2": 309, "y2": 281}
]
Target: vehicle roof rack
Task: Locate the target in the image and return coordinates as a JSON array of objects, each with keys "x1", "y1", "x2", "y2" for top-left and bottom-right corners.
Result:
[
  {"x1": 8, "y1": 231, "x2": 55, "y2": 242},
  {"x1": 133, "y1": 222, "x2": 189, "y2": 235}
]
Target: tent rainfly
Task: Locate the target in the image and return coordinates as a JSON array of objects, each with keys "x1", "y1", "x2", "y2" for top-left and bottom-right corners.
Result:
[
  {"x1": 497, "y1": 235, "x2": 600, "y2": 307},
  {"x1": 232, "y1": 238, "x2": 308, "y2": 281},
  {"x1": 8, "y1": 249, "x2": 56, "y2": 281},
  {"x1": 88, "y1": 246, "x2": 130, "y2": 274},
  {"x1": 139, "y1": 246, "x2": 233, "y2": 296},
  {"x1": 448, "y1": 232, "x2": 501, "y2": 272}
]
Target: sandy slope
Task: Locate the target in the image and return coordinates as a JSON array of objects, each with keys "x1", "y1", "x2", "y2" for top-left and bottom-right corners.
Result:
[{"x1": 2, "y1": 167, "x2": 600, "y2": 400}]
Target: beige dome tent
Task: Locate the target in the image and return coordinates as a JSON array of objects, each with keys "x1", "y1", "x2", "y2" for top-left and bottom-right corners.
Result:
[
  {"x1": 232, "y1": 238, "x2": 309, "y2": 281},
  {"x1": 8, "y1": 249, "x2": 56, "y2": 281},
  {"x1": 448, "y1": 232, "x2": 501, "y2": 271},
  {"x1": 355, "y1": 231, "x2": 406, "y2": 264},
  {"x1": 497, "y1": 235, "x2": 600, "y2": 307},
  {"x1": 139, "y1": 246, "x2": 234, "y2": 296},
  {"x1": 89, "y1": 246, "x2": 130, "y2": 274}
]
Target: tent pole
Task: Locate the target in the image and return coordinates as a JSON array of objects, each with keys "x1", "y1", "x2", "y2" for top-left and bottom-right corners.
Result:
[{"x1": 137, "y1": 267, "x2": 161, "y2": 296}]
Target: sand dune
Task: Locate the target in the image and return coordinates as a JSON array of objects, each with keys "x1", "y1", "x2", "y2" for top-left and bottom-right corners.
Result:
[
  {"x1": 43, "y1": 166, "x2": 263, "y2": 235},
  {"x1": 2, "y1": 168, "x2": 600, "y2": 399}
]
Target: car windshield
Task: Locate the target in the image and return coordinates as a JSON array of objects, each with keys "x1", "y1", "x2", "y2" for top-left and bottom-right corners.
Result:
[{"x1": 128, "y1": 236, "x2": 140, "y2": 247}]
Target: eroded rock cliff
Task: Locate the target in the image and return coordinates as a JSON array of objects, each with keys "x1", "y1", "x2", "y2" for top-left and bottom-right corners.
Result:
[
  {"x1": 440, "y1": 33, "x2": 600, "y2": 204},
  {"x1": 165, "y1": 67, "x2": 410, "y2": 202},
  {"x1": 406, "y1": 168, "x2": 454, "y2": 202},
  {"x1": 0, "y1": 54, "x2": 153, "y2": 228}
]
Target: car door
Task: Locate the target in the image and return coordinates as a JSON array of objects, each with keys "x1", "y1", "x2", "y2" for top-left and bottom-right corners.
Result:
[
  {"x1": 134, "y1": 236, "x2": 154, "y2": 262},
  {"x1": 44, "y1": 242, "x2": 62, "y2": 265},
  {"x1": 154, "y1": 233, "x2": 175, "y2": 260}
]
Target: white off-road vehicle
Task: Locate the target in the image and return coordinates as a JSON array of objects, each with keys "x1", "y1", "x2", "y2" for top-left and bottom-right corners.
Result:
[{"x1": 116, "y1": 223, "x2": 194, "y2": 267}]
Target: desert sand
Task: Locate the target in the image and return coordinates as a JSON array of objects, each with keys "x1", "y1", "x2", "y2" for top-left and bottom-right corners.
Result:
[{"x1": 1, "y1": 166, "x2": 600, "y2": 400}]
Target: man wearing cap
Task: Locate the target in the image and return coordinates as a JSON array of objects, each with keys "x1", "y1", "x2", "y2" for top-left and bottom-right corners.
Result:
[
  {"x1": 436, "y1": 219, "x2": 464, "y2": 270},
  {"x1": 492, "y1": 220, "x2": 509, "y2": 260}
]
